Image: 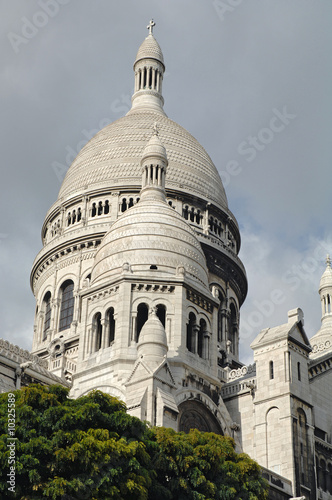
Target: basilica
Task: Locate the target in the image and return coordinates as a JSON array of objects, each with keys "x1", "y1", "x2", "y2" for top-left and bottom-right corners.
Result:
[{"x1": 1, "y1": 21, "x2": 331, "y2": 500}]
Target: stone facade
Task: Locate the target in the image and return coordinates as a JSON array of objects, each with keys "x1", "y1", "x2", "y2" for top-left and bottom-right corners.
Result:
[{"x1": 3, "y1": 21, "x2": 329, "y2": 500}]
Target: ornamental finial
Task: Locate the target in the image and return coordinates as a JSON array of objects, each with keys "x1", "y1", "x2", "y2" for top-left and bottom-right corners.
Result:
[
  {"x1": 326, "y1": 254, "x2": 331, "y2": 268},
  {"x1": 147, "y1": 19, "x2": 155, "y2": 35}
]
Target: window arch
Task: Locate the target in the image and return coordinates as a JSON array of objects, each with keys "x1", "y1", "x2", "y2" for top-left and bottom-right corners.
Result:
[
  {"x1": 319, "y1": 459, "x2": 327, "y2": 492},
  {"x1": 156, "y1": 304, "x2": 166, "y2": 327},
  {"x1": 42, "y1": 291, "x2": 52, "y2": 340},
  {"x1": 93, "y1": 312, "x2": 102, "y2": 351},
  {"x1": 327, "y1": 463, "x2": 332, "y2": 494},
  {"x1": 198, "y1": 319, "x2": 206, "y2": 358},
  {"x1": 107, "y1": 307, "x2": 115, "y2": 345},
  {"x1": 294, "y1": 408, "x2": 309, "y2": 489},
  {"x1": 269, "y1": 360, "x2": 274, "y2": 379},
  {"x1": 59, "y1": 280, "x2": 75, "y2": 332},
  {"x1": 217, "y1": 289, "x2": 226, "y2": 342},
  {"x1": 136, "y1": 303, "x2": 149, "y2": 342},
  {"x1": 228, "y1": 303, "x2": 238, "y2": 355},
  {"x1": 186, "y1": 312, "x2": 196, "y2": 353}
]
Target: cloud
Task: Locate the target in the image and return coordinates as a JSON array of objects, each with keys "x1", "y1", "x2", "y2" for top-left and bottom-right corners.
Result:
[{"x1": 0, "y1": 1, "x2": 331, "y2": 367}]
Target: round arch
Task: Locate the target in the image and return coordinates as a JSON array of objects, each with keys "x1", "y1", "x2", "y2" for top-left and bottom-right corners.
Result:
[
  {"x1": 178, "y1": 399, "x2": 223, "y2": 435},
  {"x1": 175, "y1": 390, "x2": 232, "y2": 439}
]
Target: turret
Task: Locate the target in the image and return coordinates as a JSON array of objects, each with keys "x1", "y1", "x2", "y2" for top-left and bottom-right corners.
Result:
[{"x1": 130, "y1": 20, "x2": 166, "y2": 114}]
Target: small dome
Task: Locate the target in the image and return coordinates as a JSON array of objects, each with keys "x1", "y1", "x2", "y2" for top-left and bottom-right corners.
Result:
[
  {"x1": 91, "y1": 197, "x2": 209, "y2": 290},
  {"x1": 135, "y1": 33, "x2": 164, "y2": 67},
  {"x1": 319, "y1": 255, "x2": 332, "y2": 291},
  {"x1": 137, "y1": 309, "x2": 168, "y2": 365},
  {"x1": 142, "y1": 128, "x2": 167, "y2": 163}
]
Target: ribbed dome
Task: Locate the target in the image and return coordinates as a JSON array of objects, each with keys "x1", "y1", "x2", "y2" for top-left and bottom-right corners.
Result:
[
  {"x1": 135, "y1": 33, "x2": 164, "y2": 66},
  {"x1": 91, "y1": 196, "x2": 209, "y2": 289},
  {"x1": 58, "y1": 110, "x2": 228, "y2": 209}
]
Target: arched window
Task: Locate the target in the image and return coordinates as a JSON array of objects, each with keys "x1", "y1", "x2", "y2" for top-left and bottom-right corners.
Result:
[
  {"x1": 93, "y1": 313, "x2": 102, "y2": 351},
  {"x1": 217, "y1": 289, "x2": 226, "y2": 343},
  {"x1": 91, "y1": 203, "x2": 96, "y2": 217},
  {"x1": 77, "y1": 207, "x2": 82, "y2": 222},
  {"x1": 269, "y1": 361, "x2": 274, "y2": 379},
  {"x1": 104, "y1": 200, "x2": 109, "y2": 215},
  {"x1": 228, "y1": 303, "x2": 238, "y2": 354},
  {"x1": 121, "y1": 199, "x2": 127, "y2": 212},
  {"x1": 327, "y1": 463, "x2": 332, "y2": 494},
  {"x1": 319, "y1": 459, "x2": 327, "y2": 492},
  {"x1": 183, "y1": 205, "x2": 189, "y2": 220},
  {"x1": 190, "y1": 207, "x2": 195, "y2": 222},
  {"x1": 294, "y1": 409, "x2": 309, "y2": 488},
  {"x1": 297, "y1": 361, "x2": 301, "y2": 381},
  {"x1": 107, "y1": 307, "x2": 115, "y2": 345},
  {"x1": 186, "y1": 312, "x2": 196, "y2": 353},
  {"x1": 42, "y1": 291, "x2": 52, "y2": 340},
  {"x1": 156, "y1": 304, "x2": 166, "y2": 327},
  {"x1": 59, "y1": 280, "x2": 75, "y2": 332},
  {"x1": 98, "y1": 201, "x2": 103, "y2": 216},
  {"x1": 198, "y1": 319, "x2": 206, "y2": 358},
  {"x1": 136, "y1": 303, "x2": 149, "y2": 341}
]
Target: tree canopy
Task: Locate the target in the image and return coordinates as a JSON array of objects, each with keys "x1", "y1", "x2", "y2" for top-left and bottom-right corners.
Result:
[{"x1": 0, "y1": 384, "x2": 268, "y2": 499}]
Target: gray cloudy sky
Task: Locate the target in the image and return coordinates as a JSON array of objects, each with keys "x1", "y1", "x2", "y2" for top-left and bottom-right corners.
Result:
[{"x1": 1, "y1": 0, "x2": 331, "y2": 364}]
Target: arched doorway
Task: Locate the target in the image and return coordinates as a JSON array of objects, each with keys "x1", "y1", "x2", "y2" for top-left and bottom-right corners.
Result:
[{"x1": 178, "y1": 400, "x2": 223, "y2": 435}]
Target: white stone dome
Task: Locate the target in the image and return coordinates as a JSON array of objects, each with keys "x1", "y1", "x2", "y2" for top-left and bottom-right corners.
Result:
[
  {"x1": 91, "y1": 196, "x2": 209, "y2": 289},
  {"x1": 57, "y1": 110, "x2": 228, "y2": 210},
  {"x1": 135, "y1": 33, "x2": 164, "y2": 66}
]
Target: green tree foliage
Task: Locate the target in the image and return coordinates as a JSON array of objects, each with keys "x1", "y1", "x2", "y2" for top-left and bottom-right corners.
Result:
[
  {"x1": 0, "y1": 385, "x2": 268, "y2": 499},
  {"x1": 152, "y1": 427, "x2": 269, "y2": 500}
]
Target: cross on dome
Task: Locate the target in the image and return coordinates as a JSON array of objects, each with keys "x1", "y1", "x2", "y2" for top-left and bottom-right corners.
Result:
[{"x1": 147, "y1": 19, "x2": 155, "y2": 35}]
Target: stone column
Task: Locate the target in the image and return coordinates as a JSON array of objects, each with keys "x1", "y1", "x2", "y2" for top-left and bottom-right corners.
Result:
[
  {"x1": 203, "y1": 203, "x2": 210, "y2": 234},
  {"x1": 51, "y1": 298, "x2": 61, "y2": 336},
  {"x1": 167, "y1": 317, "x2": 172, "y2": 344},
  {"x1": 203, "y1": 332, "x2": 211, "y2": 360},
  {"x1": 192, "y1": 324, "x2": 199, "y2": 354},
  {"x1": 37, "y1": 311, "x2": 44, "y2": 343},
  {"x1": 102, "y1": 319, "x2": 109, "y2": 349},
  {"x1": 131, "y1": 314, "x2": 137, "y2": 344}
]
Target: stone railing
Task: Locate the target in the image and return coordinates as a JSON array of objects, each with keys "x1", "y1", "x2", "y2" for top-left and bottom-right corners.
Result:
[
  {"x1": 228, "y1": 363, "x2": 256, "y2": 381},
  {"x1": 221, "y1": 378, "x2": 256, "y2": 398},
  {"x1": 311, "y1": 339, "x2": 331, "y2": 355},
  {"x1": 0, "y1": 339, "x2": 48, "y2": 369}
]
